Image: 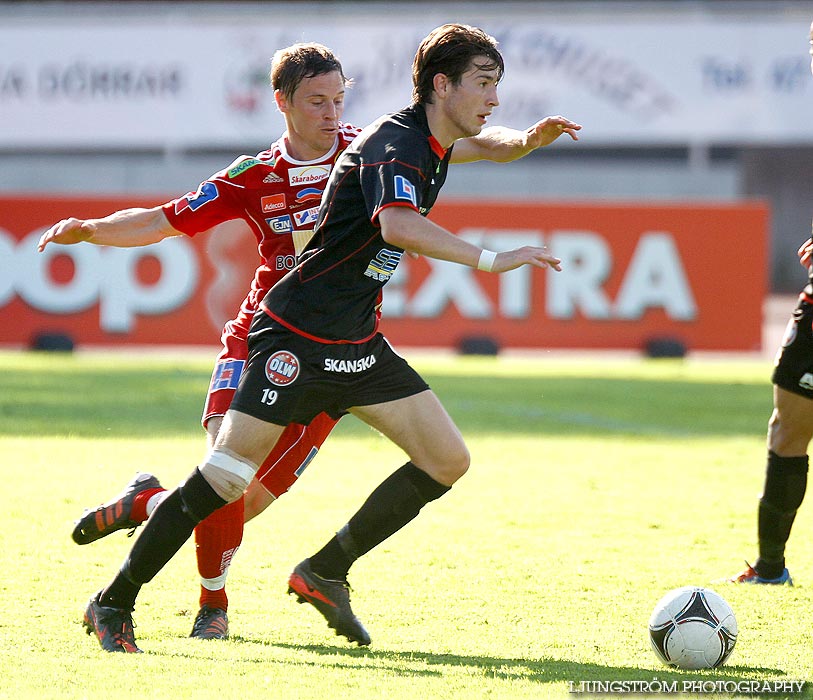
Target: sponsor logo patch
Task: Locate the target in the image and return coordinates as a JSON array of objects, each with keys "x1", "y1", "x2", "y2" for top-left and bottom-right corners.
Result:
[
  {"x1": 293, "y1": 206, "x2": 320, "y2": 228},
  {"x1": 324, "y1": 354, "x2": 377, "y2": 373},
  {"x1": 210, "y1": 359, "x2": 244, "y2": 391},
  {"x1": 266, "y1": 214, "x2": 293, "y2": 234},
  {"x1": 261, "y1": 194, "x2": 286, "y2": 213},
  {"x1": 265, "y1": 350, "x2": 300, "y2": 386},
  {"x1": 288, "y1": 164, "x2": 331, "y2": 186},
  {"x1": 174, "y1": 181, "x2": 219, "y2": 214},
  {"x1": 364, "y1": 248, "x2": 403, "y2": 282},
  {"x1": 263, "y1": 172, "x2": 284, "y2": 183},
  {"x1": 394, "y1": 175, "x2": 417, "y2": 206},
  {"x1": 275, "y1": 254, "x2": 297, "y2": 271},
  {"x1": 227, "y1": 158, "x2": 262, "y2": 178},
  {"x1": 295, "y1": 187, "x2": 323, "y2": 203}
]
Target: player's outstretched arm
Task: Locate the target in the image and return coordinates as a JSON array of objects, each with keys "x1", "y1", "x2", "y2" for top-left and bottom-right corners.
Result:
[
  {"x1": 378, "y1": 206, "x2": 561, "y2": 272},
  {"x1": 451, "y1": 115, "x2": 581, "y2": 164},
  {"x1": 37, "y1": 206, "x2": 179, "y2": 252}
]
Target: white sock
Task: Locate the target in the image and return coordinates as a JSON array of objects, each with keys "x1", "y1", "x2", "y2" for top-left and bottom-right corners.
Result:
[{"x1": 145, "y1": 490, "x2": 169, "y2": 518}]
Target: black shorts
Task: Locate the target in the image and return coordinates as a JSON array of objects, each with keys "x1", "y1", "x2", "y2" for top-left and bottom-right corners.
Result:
[
  {"x1": 772, "y1": 295, "x2": 813, "y2": 399},
  {"x1": 229, "y1": 318, "x2": 430, "y2": 425}
]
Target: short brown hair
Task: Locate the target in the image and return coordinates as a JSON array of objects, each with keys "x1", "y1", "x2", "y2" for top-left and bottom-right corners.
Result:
[
  {"x1": 412, "y1": 24, "x2": 504, "y2": 105},
  {"x1": 270, "y1": 43, "x2": 349, "y2": 101}
]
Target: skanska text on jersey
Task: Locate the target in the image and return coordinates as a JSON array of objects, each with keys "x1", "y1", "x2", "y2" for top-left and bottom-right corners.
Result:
[{"x1": 323, "y1": 355, "x2": 377, "y2": 373}]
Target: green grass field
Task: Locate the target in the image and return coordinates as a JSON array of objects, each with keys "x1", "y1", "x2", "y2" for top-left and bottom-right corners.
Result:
[{"x1": 0, "y1": 349, "x2": 811, "y2": 699}]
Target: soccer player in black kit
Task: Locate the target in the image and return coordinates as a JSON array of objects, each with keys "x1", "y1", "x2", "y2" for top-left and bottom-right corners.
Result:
[
  {"x1": 83, "y1": 23, "x2": 581, "y2": 652},
  {"x1": 728, "y1": 19, "x2": 813, "y2": 587}
]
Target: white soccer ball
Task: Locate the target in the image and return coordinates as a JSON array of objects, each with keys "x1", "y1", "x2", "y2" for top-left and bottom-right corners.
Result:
[{"x1": 648, "y1": 586, "x2": 737, "y2": 670}]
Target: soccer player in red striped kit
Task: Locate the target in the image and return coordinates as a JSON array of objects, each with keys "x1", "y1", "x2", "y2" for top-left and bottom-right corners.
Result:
[{"x1": 39, "y1": 43, "x2": 360, "y2": 640}]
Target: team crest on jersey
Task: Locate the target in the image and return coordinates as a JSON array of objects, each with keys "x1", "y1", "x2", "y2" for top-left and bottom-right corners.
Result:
[
  {"x1": 394, "y1": 175, "x2": 417, "y2": 206},
  {"x1": 263, "y1": 172, "x2": 284, "y2": 183},
  {"x1": 227, "y1": 157, "x2": 262, "y2": 179},
  {"x1": 364, "y1": 248, "x2": 403, "y2": 282},
  {"x1": 293, "y1": 206, "x2": 320, "y2": 228},
  {"x1": 266, "y1": 215, "x2": 293, "y2": 234},
  {"x1": 265, "y1": 351, "x2": 300, "y2": 386},
  {"x1": 288, "y1": 164, "x2": 331, "y2": 186}
]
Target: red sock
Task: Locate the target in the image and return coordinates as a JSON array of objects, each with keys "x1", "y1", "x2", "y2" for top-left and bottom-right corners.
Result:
[
  {"x1": 194, "y1": 496, "x2": 245, "y2": 611},
  {"x1": 130, "y1": 487, "x2": 166, "y2": 523}
]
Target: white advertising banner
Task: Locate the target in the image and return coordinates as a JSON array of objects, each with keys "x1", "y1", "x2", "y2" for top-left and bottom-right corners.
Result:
[{"x1": 1, "y1": 9, "x2": 811, "y2": 148}]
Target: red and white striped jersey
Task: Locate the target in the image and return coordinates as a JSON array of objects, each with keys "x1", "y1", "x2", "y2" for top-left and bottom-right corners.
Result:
[{"x1": 163, "y1": 122, "x2": 361, "y2": 337}]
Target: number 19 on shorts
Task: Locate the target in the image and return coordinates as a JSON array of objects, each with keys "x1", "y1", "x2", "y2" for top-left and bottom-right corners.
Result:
[{"x1": 261, "y1": 388, "x2": 278, "y2": 405}]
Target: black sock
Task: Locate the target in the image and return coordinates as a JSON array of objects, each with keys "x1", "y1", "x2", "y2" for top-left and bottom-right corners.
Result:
[
  {"x1": 99, "y1": 468, "x2": 226, "y2": 609},
  {"x1": 755, "y1": 451, "x2": 808, "y2": 578},
  {"x1": 309, "y1": 462, "x2": 450, "y2": 581}
]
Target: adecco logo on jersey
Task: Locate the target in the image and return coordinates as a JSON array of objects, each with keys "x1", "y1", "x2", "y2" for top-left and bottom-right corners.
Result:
[{"x1": 261, "y1": 194, "x2": 286, "y2": 213}]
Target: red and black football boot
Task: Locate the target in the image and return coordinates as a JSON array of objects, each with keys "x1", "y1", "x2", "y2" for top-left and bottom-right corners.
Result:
[
  {"x1": 190, "y1": 605, "x2": 229, "y2": 640},
  {"x1": 83, "y1": 591, "x2": 142, "y2": 653},
  {"x1": 287, "y1": 558, "x2": 371, "y2": 646},
  {"x1": 72, "y1": 472, "x2": 163, "y2": 545}
]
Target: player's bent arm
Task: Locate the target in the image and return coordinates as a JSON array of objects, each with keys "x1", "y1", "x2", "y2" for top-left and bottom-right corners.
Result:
[
  {"x1": 451, "y1": 116, "x2": 581, "y2": 164},
  {"x1": 377, "y1": 206, "x2": 561, "y2": 272},
  {"x1": 379, "y1": 206, "x2": 481, "y2": 266},
  {"x1": 37, "y1": 206, "x2": 181, "y2": 252}
]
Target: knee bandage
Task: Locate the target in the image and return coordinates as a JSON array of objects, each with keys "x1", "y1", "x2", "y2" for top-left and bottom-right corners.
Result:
[{"x1": 200, "y1": 449, "x2": 258, "y2": 502}]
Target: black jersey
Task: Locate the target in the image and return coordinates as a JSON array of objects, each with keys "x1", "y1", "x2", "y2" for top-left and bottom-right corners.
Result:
[{"x1": 260, "y1": 104, "x2": 453, "y2": 343}]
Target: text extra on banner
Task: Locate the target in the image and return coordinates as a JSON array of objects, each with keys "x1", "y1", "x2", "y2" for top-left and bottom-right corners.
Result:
[{"x1": 0, "y1": 196, "x2": 767, "y2": 351}]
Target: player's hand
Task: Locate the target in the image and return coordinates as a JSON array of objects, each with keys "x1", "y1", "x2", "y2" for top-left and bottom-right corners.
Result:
[
  {"x1": 37, "y1": 218, "x2": 93, "y2": 252},
  {"x1": 798, "y1": 239, "x2": 813, "y2": 269},
  {"x1": 492, "y1": 246, "x2": 562, "y2": 273},
  {"x1": 524, "y1": 116, "x2": 581, "y2": 149}
]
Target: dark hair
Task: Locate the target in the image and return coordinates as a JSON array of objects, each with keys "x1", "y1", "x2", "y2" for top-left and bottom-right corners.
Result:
[
  {"x1": 270, "y1": 42, "x2": 350, "y2": 101},
  {"x1": 412, "y1": 24, "x2": 504, "y2": 105}
]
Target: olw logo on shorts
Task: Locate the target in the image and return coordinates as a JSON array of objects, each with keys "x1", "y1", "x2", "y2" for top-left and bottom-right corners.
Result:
[{"x1": 265, "y1": 350, "x2": 300, "y2": 386}]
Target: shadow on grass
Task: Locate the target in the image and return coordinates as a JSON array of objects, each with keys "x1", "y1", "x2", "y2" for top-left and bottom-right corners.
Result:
[
  {"x1": 1, "y1": 362, "x2": 771, "y2": 439},
  {"x1": 211, "y1": 639, "x2": 790, "y2": 687}
]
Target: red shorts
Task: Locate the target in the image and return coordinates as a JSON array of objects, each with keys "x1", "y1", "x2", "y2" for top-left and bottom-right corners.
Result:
[
  {"x1": 255, "y1": 412, "x2": 338, "y2": 497},
  {"x1": 202, "y1": 324, "x2": 250, "y2": 427},
  {"x1": 203, "y1": 322, "x2": 338, "y2": 498}
]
